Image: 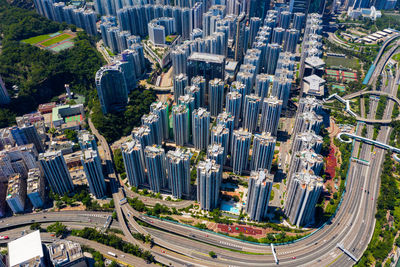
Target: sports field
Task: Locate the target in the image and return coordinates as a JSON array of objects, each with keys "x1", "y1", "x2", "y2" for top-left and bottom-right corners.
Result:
[
  {"x1": 325, "y1": 56, "x2": 359, "y2": 70},
  {"x1": 41, "y1": 33, "x2": 73, "y2": 47},
  {"x1": 21, "y1": 31, "x2": 76, "y2": 52},
  {"x1": 65, "y1": 114, "x2": 83, "y2": 123},
  {"x1": 22, "y1": 32, "x2": 61, "y2": 44}
]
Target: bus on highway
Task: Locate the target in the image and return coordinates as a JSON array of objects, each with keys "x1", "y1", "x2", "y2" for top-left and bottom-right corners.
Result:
[
  {"x1": 119, "y1": 198, "x2": 127, "y2": 205},
  {"x1": 108, "y1": 252, "x2": 117, "y2": 257}
]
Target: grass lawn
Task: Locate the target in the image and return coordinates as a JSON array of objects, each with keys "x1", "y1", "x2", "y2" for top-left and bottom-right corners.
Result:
[
  {"x1": 40, "y1": 33, "x2": 73, "y2": 47},
  {"x1": 105, "y1": 47, "x2": 115, "y2": 56},
  {"x1": 22, "y1": 32, "x2": 57, "y2": 44},
  {"x1": 165, "y1": 35, "x2": 177, "y2": 43},
  {"x1": 325, "y1": 56, "x2": 359, "y2": 69},
  {"x1": 393, "y1": 53, "x2": 400, "y2": 62}
]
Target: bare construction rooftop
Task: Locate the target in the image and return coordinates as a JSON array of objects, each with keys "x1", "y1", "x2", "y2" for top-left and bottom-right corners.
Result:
[{"x1": 188, "y1": 52, "x2": 225, "y2": 64}]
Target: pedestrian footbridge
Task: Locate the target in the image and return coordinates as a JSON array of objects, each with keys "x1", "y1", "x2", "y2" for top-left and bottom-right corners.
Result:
[{"x1": 337, "y1": 132, "x2": 400, "y2": 162}]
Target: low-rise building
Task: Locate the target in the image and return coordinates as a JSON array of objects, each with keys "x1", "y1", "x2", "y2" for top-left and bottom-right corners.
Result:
[
  {"x1": 303, "y1": 75, "x2": 326, "y2": 98},
  {"x1": 8, "y1": 230, "x2": 44, "y2": 267},
  {"x1": 51, "y1": 104, "x2": 85, "y2": 130},
  {"x1": 46, "y1": 240, "x2": 87, "y2": 267},
  {"x1": 27, "y1": 168, "x2": 45, "y2": 209},
  {"x1": 6, "y1": 173, "x2": 27, "y2": 214}
]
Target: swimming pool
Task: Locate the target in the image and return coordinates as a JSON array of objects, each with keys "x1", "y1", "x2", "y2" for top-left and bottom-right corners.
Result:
[{"x1": 220, "y1": 201, "x2": 240, "y2": 214}]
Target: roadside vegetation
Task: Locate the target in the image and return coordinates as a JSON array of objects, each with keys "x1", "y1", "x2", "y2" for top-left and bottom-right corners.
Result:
[
  {"x1": 356, "y1": 154, "x2": 400, "y2": 266},
  {"x1": 71, "y1": 227, "x2": 155, "y2": 263},
  {"x1": 49, "y1": 185, "x2": 115, "y2": 211},
  {"x1": 376, "y1": 95, "x2": 388, "y2": 120}
]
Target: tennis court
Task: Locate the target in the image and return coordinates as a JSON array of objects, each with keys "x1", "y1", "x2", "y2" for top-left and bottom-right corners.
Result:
[
  {"x1": 50, "y1": 41, "x2": 75, "y2": 52},
  {"x1": 326, "y1": 69, "x2": 339, "y2": 76},
  {"x1": 342, "y1": 71, "x2": 357, "y2": 78},
  {"x1": 332, "y1": 84, "x2": 346, "y2": 92}
]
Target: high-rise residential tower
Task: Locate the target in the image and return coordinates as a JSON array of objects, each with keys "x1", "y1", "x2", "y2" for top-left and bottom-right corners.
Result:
[
  {"x1": 172, "y1": 104, "x2": 190, "y2": 146},
  {"x1": 284, "y1": 169, "x2": 323, "y2": 227},
  {"x1": 121, "y1": 140, "x2": 146, "y2": 188},
  {"x1": 0, "y1": 75, "x2": 10, "y2": 105},
  {"x1": 246, "y1": 169, "x2": 273, "y2": 221},
  {"x1": 144, "y1": 145, "x2": 167, "y2": 193},
  {"x1": 243, "y1": 94, "x2": 261, "y2": 133},
  {"x1": 226, "y1": 91, "x2": 242, "y2": 128},
  {"x1": 231, "y1": 128, "x2": 252, "y2": 175},
  {"x1": 192, "y1": 108, "x2": 210, "y2": 150},
  {"x1": 150, "y1": 101, "x2": 170, "y2": 141},
  {"x1": 174, "y1": 73, "x2": 189, "y2": 103},
  {"x1": 197, "y1": 159, "x2": 222, "y2": 211},
  {"x1": 166, "y1": 148, "x2": 191, "y2": 198},
  {"x1": 81, "y1": 148, "x2": 106, "y2": 199},
  {"x1": 96, "y1": 65, "x2": 128, "y2": 114},
  {"x1": 260, "y1": 96, "x2": 283, "y2": 136},
  {"x1": 250, "y1": 132, "x2": 276, "y2": 172},
  {"x1": 208, "y1": 78, "x2": 225, "y2": 117},
  {"x1": 39, "y1": 150, "x2": 73, "y2": 195}
]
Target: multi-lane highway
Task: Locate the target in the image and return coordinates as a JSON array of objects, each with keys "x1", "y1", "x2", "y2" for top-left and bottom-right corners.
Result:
[{"x1": 0, "y1": 211, "x2": 113, "y2": 231}]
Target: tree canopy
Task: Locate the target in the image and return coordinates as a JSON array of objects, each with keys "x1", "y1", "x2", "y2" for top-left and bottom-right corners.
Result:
[
  {"x1": 91, "y1": 87, "x2": 157, "y2": 143},
  {"x1": 0, "y1": 0, "x2": 104, "y2": 127}
]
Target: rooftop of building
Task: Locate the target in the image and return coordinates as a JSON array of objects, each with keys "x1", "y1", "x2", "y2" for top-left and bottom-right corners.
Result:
[
  {"x1": 27, "y1": 168, "x2": 42, "y2": 194},
  {"x1": 263, "y1": 96, "x2": 283, "y2": 105},
  {"x1": 166, "y1": 148, "x2": 190, "y2": 161},
  {"x1": 254, "y1": 132, "x2": 276, "y2": 142},
  {"x1": 208, "y1": 143, "x2": 224, "y2": 154},
  {"x1": 233, "y1": 128, "x2": 252, "y2": 138},
  {"x1": 82, "y1": 148, "x2": 98, "y2": 161},
  {"x1": 299, "y1": 111, "x2": 323, "y2": 122},
  {"x1": 294, "y1": 148, "x2": 324, "y2": 163},
  {"x1": 8, "y1": 230, "x2": 43, "y2": 267},
  {"x1": 212, "y1": 124, "x2": 229, "y2": 135},
  {"x1": 132, "y1": 125, "x2": 151, "y2": 137},
  {"x1": 250, "y1": 169, "x2": 274, "y2": 185},
  {"x1": 231, "y1": 81, "x2": 245, "y2": 89},
  {"x1": 296, "y1": 131, "x2": 323, "y2": 142},
  {"x1": 193, "y1": 108, "x2": 209, "y2": 117},
  {"x1": 39, "y1": 149, "x2": 62, "y2": 160},
  {"x1": 209, "y1": 78, "x2": 224, "y2": 85},
  {"x1": 51, "y1": 104, "x2": 84, "y2": 123},
  {"x1": 178, "y1": 94, "x2": 194, "y2": 103},
  {"x1": 46, "y1": 240, "x2": 85, "y2": 266},
  {"x1": 293, "y1": 169, "x2": 323, "y2": 190},
  {"x1": 305, "y1": 56, "x2": 325, "y2": 68},
  {"x1": 142, "y1": 113, "x2": 160, "y2": 123},
  {"x1": 303, "y1": 75, "x2": 326, "y2": 97},
  {"x1": 175, "y1": 73, "x2": 188, "y2": 80},
  {"x1": 144, "y1": 145, "x2": 164, "y2": 156},
  {"x1": 299, "y1": 96, "x2": 323, "y2": 105},
  {"x1": 172, "y1": 104, "x2": 188, "y2": 113},
  {"x1": 198, "y1": 158, "x2": 220, "y2": 173},
  {"x1": 225, "y1": 60, "x2": 238, "y2": 72},
  {"x1": 6, "y1": 174, "x2": 24, "y2": 199},
  {"x1": 151, "y1": 101, "x2": 167, "y2": 110},
  {"x1": 188, "y1": 52, "x2": 225, "y2": 64},
  {"x1": 121, "y1": 139, "x2": 142, "y2": 153},
  {"x1": 226, "y1": 91, "x2": 242, "y2": 99},
  {"x1": 78, "y1": 130, "x2": 95, "y2": 142},
  {"x1": 217, "y1": 111, "x2": 234, "y2": 121}
]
